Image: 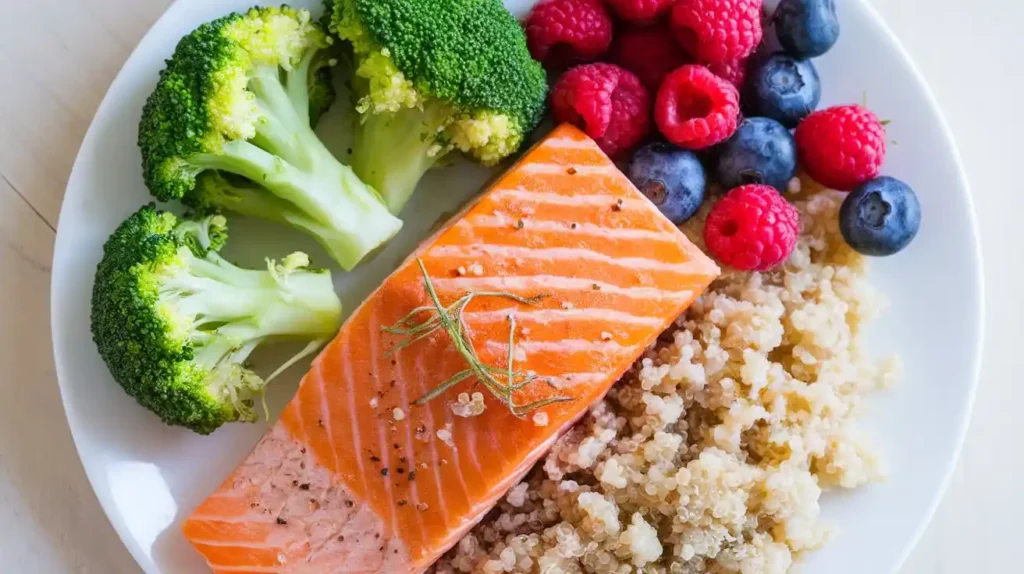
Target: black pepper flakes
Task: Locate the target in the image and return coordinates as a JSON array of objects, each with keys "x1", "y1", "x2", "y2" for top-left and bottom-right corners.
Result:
[
  {"x1": 408, "y1": 470, "x2": 417, "y2": 481},
  {"x1": 337, "y1": 535, "x2": 345, "y2": 542},
  {"x1": 300, "y1": 448, "x2": 306, "y2": 454},
  {"x1": 393, "y1": 443, "x2": 400, "y2": 450},
  {"x1": 567, "y1": 166, "x2": 577, "y2": 175},
  {"x1": 592, "y1": 283, "x2": 601, "y2": 290},
  {"x1": 612, "y1": 199, "x2": 623, "y2": 212},
  {"x1": 571, "y1": 222, "x2": 578, "y2": 229},
  {"x1": 345, "y1": 500, "x2": 354, "y2": 508},
  {"x1": 397, "y1": 468, "x2": 405, "y2": 474},
  {"x1": 397, "y1": 499, "x2": 408, "y2": 506},
  {"x1": 276, "y1": 517, "x2": 288, "y2": 525},
  {"x1": 516, "y1": 219, "x2": 525, "y2": 230},
  {"x1": 381, "y1": 468, "x2": 389, "y2": 477},
  {"x1": 399, "y1": 456, "x2": 407, "y2": 463},
  {"x1": 375, "y1": 533, "x2": 381, "y2": 540},
  {"x1": 317, "y1": 419, "x2": 324, "y2": 427},
  {"x1": 370, "y1": 455, "x2": 381, "y2": 463},
  {"x1": 299, "y1": 483, "x2": 310, "y2": 491},
  {"x1": 292, "y1": 480, "x2": 298, "y2": 487}
]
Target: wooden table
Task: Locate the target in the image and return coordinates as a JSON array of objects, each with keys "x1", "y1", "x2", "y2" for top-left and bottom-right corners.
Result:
[{"x1": 0, "y1": 0, "x2": 1019, "y2": 572}]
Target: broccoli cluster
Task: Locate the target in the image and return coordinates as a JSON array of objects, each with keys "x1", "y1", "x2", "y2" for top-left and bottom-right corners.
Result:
[
  {"x1": 139, "y1": 6, "x2": 402, "y2": 271},
  {"x1": 91, "y1": 205, "x2": 342, "y2": 435},
  {"x1": 331, "y1": 0, "x2": 548, "y2": 212},
  {"x1": 94, "y1": 2, "x2": 548, "y2": 433}
]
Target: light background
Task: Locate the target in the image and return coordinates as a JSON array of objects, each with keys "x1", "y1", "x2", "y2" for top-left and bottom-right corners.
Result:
[{"x1": 0, "y1": 0, "x2": 1016, "y2": 571}]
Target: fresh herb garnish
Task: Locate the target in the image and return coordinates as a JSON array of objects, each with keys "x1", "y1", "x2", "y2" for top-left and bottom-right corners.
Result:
[{"x1": 384, "y1": 259, "x2": 572, "y2": 417}]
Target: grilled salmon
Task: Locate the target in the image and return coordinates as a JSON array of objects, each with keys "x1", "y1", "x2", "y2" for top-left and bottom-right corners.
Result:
[{"x1": 183, "y1": 124, "x2": 720, "y2": 573}]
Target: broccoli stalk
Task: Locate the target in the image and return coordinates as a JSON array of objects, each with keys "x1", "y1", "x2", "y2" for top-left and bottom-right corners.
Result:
[
  {"x1": 91, "y1": 206, "x2": 343, "y2": 434},
  {"x1": 348, "y1": 101, "x2": 454, "y2": 214},
  {"x1": 330, "y1": 0, "x2": 548, "y2": 215},
  {"x1": 139, "y1": 6, "x2": 402, "y2": 271}
]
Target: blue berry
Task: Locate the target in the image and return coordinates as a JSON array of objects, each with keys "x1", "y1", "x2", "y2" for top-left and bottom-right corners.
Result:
[
  {"x1": 627, "y1": 142, "x2": 706, "y2": 224},
  {"x1": 745, "y1": 54, "x2": 820, "y2": 128},
  {"x1": 839, "y1": 176, "x2": 921, "y2": 256},
  {"x1": 715, "y1": 117, "x2": 797, "y2": 192},
  {"x1": 773, "y1": 0, "x2": 840, "y2": 59}
]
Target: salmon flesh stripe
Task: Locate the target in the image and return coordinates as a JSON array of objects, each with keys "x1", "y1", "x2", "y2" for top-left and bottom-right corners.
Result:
[{"x1": 183, "y1": 124, "x2": 720, "y2": 573}]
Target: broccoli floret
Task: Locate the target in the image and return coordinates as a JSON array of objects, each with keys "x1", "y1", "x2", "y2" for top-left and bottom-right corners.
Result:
[
  {"x1": 329, "y1": 0, "x2": 548, "y2": 214},
  {"x1": 90, "y1": 205, "x2": 343, "y2": 435},
  {"x1": 139, "y1": 6, "x2": 402, "y2": 271}
]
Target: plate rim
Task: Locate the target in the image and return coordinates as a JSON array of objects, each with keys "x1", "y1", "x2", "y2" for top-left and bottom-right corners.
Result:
[{"x1": 49, "y1": 0, "x2": 986, "y2": 572}]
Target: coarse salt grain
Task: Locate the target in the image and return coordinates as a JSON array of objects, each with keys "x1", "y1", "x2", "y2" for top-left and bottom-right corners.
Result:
[
  {"x1": 451, "y1": 392, "x2": 486, "y2": 418},
  {"x1": 470, "y1": 263, "x2": 484, "y2": 276},
  {"x1": 532, "y1": 412, "x2": 549, "y2": 427},
  {"x1": 369, "y1": 397, "x2": 378, "y2": 408},
  {"x1": 392, "y1": 408, "x2": 405, "y2": 421},
  {"x1": 437, "y1": 423, "x2": 456, "y2": 448},
  {"x1": 456, "y1": 266, "x2": 467, "y2": 276}
]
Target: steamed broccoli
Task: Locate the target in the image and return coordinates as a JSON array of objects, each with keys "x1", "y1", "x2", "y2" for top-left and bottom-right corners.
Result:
[
  {"x1": 329, "y1": 0, "x2": 548, "y2": 214},
  {"x1": 90, "y1": 205, "x2": 343, "y2": 435},
  {"x1": 139, "y1": 6, "x2": 402, "y2": 271}
]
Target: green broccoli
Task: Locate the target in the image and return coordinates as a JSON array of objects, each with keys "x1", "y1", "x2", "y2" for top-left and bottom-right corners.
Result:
[
  {"x1": 139, "y1": 6, "x2": 402, "y2": 271},
  {"x1": 329, "y1": 0, "x2": 548, "y2": 214},
  {"x1": 90, "y1": 205, "x2": 343, "y2": 435}
]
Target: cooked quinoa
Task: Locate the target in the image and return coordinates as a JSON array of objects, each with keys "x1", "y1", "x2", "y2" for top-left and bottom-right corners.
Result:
[{"x1": 431, "y1": 192, "x2": 901, "y2": 574}]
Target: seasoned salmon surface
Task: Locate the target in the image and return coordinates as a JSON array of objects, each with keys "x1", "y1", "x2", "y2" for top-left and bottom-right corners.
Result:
[{"x1": 183, "y1": 125, "x2": 720, "y2": 573}]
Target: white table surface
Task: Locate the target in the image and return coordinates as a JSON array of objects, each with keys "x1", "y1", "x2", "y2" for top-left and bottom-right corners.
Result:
[{"x1": 0, "y1": 0, "x2": 1018, "y2": 571}]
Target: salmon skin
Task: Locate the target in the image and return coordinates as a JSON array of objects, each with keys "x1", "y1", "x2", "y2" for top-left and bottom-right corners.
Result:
[{"x1": 183, "y1": 124, "x2": 719, "y2": 573}]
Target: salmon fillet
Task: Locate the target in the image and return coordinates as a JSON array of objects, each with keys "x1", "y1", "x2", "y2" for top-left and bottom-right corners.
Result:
[{"x1": 183, "y1": 124, "x2": 720, "y2": 573}]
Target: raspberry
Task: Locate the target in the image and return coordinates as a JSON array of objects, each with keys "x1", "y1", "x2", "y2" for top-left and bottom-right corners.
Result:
[
  {"x1": 670, "y1": 0, "x2": 763, "y2": 64},
  {"x1": 706, "y1": 58, "x2": 748, "y2": 89},
  {"x1": 606, "y1": 0, "x2": 675, "y2": 23},
  {"x1": 552, "y1": 63, "x2": 652, "y2": 159},
  {"x1": 795, "y1": 104, "x2": 887, "y2": 191},
  {"x1": 703, "y1": 184, "x2": 799, "y2": 271},
  {"x1": 655, "y1": 65, "x2": 740, "y2": 150},
  {"x1": 525, "y1": 0, "x2": 614, "y2": 70},
  {"x1": 611, "y1": 23, "x2": 692, "y2": 91}
]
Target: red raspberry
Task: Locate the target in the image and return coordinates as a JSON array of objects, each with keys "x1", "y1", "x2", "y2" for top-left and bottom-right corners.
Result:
[
  {"x1": 795, "y1": 105, "x2": 887, "y2": 191},
  {"x1": 670, "y1": 0, "x2": 763, "y2": 64},
  {"x1": 606, "y1": 0, "x2": 675, "y2": 23},
  {"x1": 706, "y1": 58, "x2": 747, "y2": 89},
  {"x1": 655, "y1": 65, "x2": 740, "y2": 150},
  {"x1": 525, "y1": 0, "x2": 614, "y2": 70},
  {"x1": 704, "y1": 184, "x2": 799, "y2": 271},
  {"x1": 611, "y1": 23, "x2": 692, "y2": 91},
  {"x1": 552, "y1": 63, "x2": 652, "y2": 158}
]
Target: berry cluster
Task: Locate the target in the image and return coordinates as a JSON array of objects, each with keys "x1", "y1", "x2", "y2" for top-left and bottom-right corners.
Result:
[{"x1": 525, "y1": 0, "x2": 921, "y2": 269}]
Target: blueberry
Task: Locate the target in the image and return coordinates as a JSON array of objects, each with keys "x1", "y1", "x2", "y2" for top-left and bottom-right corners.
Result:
[
  {"x1": 627, "y1": 142, "x2": 706, "y2": 224},
  {"x1": 773, "y1": 0, "x2": 840, "y2": 59},
  {"x1": 839, "y1": 176, "x2": 921, "y2": 256},
  {"x1": 745, "y1": 54, "x2": 821, "y2": 128},
  {"x1": 715, "y1": 118, "x2": 797, "y2": 192}
]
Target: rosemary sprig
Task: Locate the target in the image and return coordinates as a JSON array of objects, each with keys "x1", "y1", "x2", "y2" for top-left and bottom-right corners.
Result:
[{"x1": 383, "y1": 259, "x2": 573, "y2": 418}]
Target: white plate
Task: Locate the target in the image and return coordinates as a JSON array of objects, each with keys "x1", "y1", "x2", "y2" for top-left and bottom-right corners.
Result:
[{"x1": 51, "y1": 0, "x2": 983, "y2": 572}]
